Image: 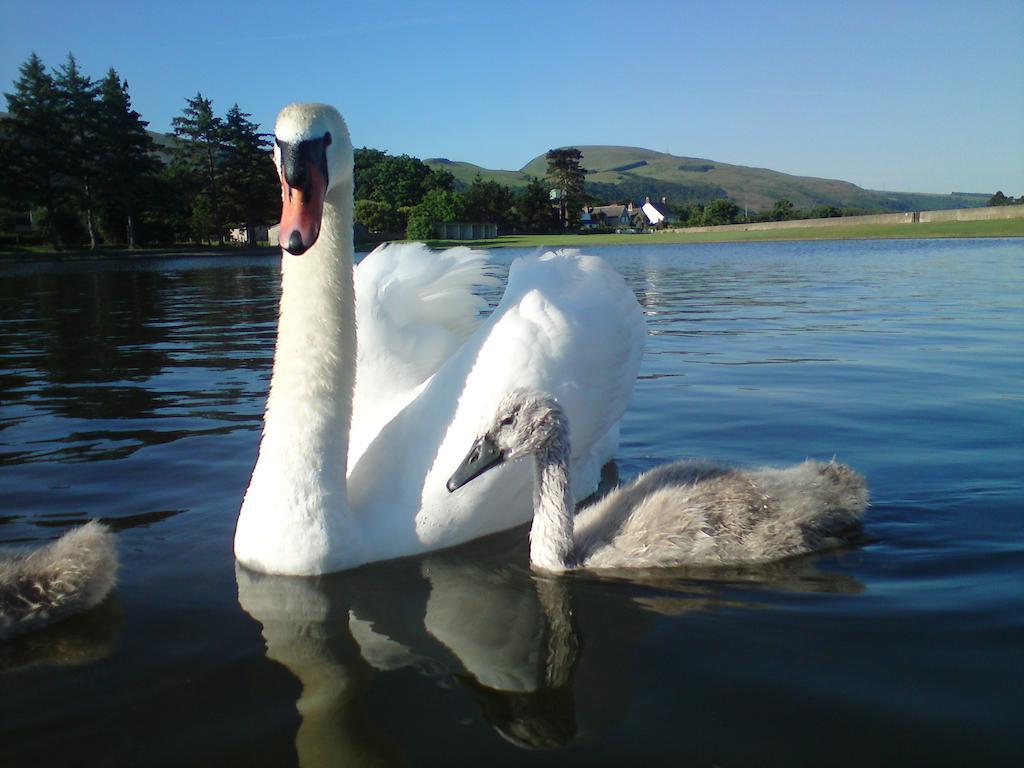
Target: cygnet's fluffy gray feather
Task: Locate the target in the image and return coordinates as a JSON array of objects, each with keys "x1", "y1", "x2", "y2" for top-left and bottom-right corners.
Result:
[
  {"x1": 0, "y1": 521, "x2": 118, "y2": 641},
  {"x1": 455, "y1": 390, "x2": 868, "y2": 572},
  {"x1": 572, "y1": 457, "x2": 867, "y2": 569}
]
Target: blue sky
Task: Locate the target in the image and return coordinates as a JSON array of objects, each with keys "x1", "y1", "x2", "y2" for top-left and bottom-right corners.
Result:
[{"x1": 2, "y1": 0, "x2": 1021, "y2": 194}]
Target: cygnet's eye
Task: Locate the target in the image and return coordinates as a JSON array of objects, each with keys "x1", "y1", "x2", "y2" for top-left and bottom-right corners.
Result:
[{"x1": 500, "y1": 405, "x2": 521, "y2": 427}]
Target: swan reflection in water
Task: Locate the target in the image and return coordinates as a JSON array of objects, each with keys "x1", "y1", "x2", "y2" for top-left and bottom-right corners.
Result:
[
  {"x1": 236, "y1": 537, "x2": 582, "y2": 765},
  {"x1": 236, "y1": 530, "x2": 864, "y2": 764}
]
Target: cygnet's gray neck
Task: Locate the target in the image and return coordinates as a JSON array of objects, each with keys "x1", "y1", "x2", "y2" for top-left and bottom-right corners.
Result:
[{"x1": 528, "y1": 425, "x2": 576, "y2": 572}]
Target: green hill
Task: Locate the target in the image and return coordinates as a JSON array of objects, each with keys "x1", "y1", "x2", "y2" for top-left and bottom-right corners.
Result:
[
  {"x1": 423, "y1": 157, "x2": 533, "y2": 189},
  {"x1": 427, "y1": 146, "x2": 990, "y2": 213},
  {"x1": 2, "y1": 104, "x2": 988, "y2": 214}
]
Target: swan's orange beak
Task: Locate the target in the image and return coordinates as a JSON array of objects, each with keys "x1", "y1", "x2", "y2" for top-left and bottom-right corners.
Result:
[{"x1": 277, "y1": 134, "x2": 331, "y2": 255}]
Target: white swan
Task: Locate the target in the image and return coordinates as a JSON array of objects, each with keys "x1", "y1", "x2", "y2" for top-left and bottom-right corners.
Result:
[
  {"x1": 1, "y1": 521, "x2": 118, "y2": 641},
  {"x1": 447, "y1": 391, "x2": 869, "y2": 571},
  {"x1": 234, "y1": 104, "x2": 645, "y2": 575}
]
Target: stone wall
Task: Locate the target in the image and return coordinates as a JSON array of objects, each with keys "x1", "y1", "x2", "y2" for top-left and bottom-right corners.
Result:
[
  {"x1": 670, "y1": 204, "x2": 1024, "y2": 234},
  {"x1": 918, "y1": 205, "x2": 1024, "y2": 223}
]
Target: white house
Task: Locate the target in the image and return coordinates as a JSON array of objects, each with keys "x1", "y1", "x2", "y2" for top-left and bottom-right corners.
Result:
[
  {"x1": 639, "y1": 197, "x2": 678, "y2": 227},
  {"x1": 231, "y1": 224, "x2": 272, "y2": 245}
]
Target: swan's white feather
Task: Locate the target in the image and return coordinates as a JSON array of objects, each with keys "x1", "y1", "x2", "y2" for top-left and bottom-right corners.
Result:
[
  {"x1": 236, "y1": 104, "x2": 645, "y2": 575},
  {"x1": 348, "y1": 249, "x2": 646, "y2": 558},
  {"x1": 350, "y1": 243, "x2": 498, "y2": 468}
]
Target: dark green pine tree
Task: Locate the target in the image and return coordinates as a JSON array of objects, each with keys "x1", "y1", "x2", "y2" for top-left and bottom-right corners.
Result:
[
  {"x1": 545, "y1": 148, "x2": 587, "y2": 229},
  {"x1": 220, "y1": 104, "x2": 278, "y2": 246},
  {"x1": 172, "y1": 93, "x2": 224, "y2": 245},
  {"x1": 95, "y1": 69, "x2": 160, "y2": 247},
  {"x1": 515, "y1": 177, "x2": 557, "y2": 233},
  {"x1": 54, "y1": 53, "x2": 102, "y2": 248},
  {"x1": 0, "y1": 133, "x2": 14, "y2": 235},
  {"x1": 460, "y1": 175, "x2": 516, "y2": 226},
  {"x1": 3, "y1": 53, "x2": 68, "y2": 249}
]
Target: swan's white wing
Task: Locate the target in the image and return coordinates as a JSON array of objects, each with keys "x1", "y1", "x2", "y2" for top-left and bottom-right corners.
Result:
[
  {"x1": 348, "y1": 250, "x2": 645, "y2": 559},
  {"x1": 350, "y1": 243, "x2": 499, "y2": 469},
  {"x1": 473, "y1": 250, "x2": 645, "y2": 470}
]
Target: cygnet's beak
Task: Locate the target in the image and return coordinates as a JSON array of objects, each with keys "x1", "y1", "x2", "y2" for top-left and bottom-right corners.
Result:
[
  {"x1": 277, "y1": 133, "x2": 331, "y2": 255},
  {"x1": 447, "y1": 435, "x2": 506, "y2": 492}
]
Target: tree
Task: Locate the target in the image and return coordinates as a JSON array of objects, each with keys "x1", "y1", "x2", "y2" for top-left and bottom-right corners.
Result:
[
  {"x1": 94, "y1": 69, "x2": 159, "y2": 247},
  {"x1": 355, "y1": 199, "x2": 404, "y2": 234},
  {"x1": 988, "y1": 190, "x2": 1014, "y2": 207},
  {"x1": 220, "y1": 104, "x2": 277, "y2": 246},
  {"x1": 54, "y1": 53, "x2": 102, "y2": 248},
  {"x1": 675, "y1": 201, "x2": 705, "y2": 227},
  {"x1": 149, "y1": 162, "x2": 196, "y2": 244},
  {"x1": 769, "y1": 198, "x2": 796, "y2": 221},
  {"x1": 701, "y1": 198, "x2": 739, "y2": 226},
  {"x1": 810, "y1": 204, "x2": 842, "y2": 218},
  {"x1": 172, "y1": 93, "x2": 224, "y2": 244},
  {"x1": 406, "y1": 189, "x2": 461, "y2": 240},
  {"x1": 3, "y1": 53, "x2": 68, "y2": 249},
  {"x1": 190, "y1": 194, "x2": 216, "y2": 244},
  {"x1": 460, "y1": 175, "x2": 515, "y2": 225},
  {"x1": 545, "y1": 148, "x2": 587, "y2": 228},
  {"x1": 354, "y1": 147, "x2": 388, "y2": 200},
  {"x1": 380, "y1": 154, "x2": 432, "y2": 207},
  {"x1": 514, "y1": 177, "x2": 557, "y2": 233},
  {"x1": 0, "y1": 138, "x2": 16, "y2": 237},
  {"x1": 424, "y1": 166, "x2": 456, "y2": 195},
  {"x1": 354, "y1": 148, "x2": 440, "y2": 208}
]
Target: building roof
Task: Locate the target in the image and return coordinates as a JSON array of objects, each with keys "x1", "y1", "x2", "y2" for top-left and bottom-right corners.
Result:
[
  {"x1": 647, "y1": 200, "x2": 673, "y2": 217},
  {"x1": 640, "y1": 197, "x2": 677, "y2": 224},
  {"x1": 585, "y1": 204, "x2": 632, "y2": 219}
]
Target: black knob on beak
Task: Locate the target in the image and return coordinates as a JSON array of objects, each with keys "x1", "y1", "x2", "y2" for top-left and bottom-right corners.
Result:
[{"x1": 287, "y1": 230, "x2": 307, "y2": 255}]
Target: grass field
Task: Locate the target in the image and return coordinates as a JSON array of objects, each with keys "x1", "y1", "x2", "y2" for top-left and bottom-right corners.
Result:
[{"x1": 424, "y1": 217, "x2": 1024, "y2": 250}]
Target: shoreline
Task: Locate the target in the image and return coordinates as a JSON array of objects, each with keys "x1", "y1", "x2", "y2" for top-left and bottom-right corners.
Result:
[
  {"x1": 2, "y1": 218, "x2": 1022, "y2": 262},
  {"x1": 424, "y1": 217, "x2": 1024, "y2": 249},
  {"x1": 0, "y1": 244, "x2": 280, "y2": 265}
]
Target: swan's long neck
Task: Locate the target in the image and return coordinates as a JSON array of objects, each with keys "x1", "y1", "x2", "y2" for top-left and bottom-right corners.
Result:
[
  {"x1": 529, "y1": 425, "x2": 576, "y2": 572},
  {"x1": 236, "y1": 180, "x2": 362, "y2": 575}
]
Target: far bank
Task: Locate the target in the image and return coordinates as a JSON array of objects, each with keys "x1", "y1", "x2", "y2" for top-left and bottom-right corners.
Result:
[
  {"x1": 4, "y1": 210, "x2": 1022, "y2": 262},
  {"x1": 423, "y1": 216, "x2": 1024, "y2": 250}
]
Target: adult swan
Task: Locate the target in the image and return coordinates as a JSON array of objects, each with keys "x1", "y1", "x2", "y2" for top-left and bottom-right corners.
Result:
[{"x1": 235, "y1": 103, "x2": 645, "y2": 575}]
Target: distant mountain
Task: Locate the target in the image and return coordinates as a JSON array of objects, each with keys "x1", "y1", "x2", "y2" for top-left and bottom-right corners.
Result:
[
  {"x1": 427, "y1": 146, "x2": 990, "y2": 213},
  {"x1": 0, "y1": 108, "x2": 991, "y2": 213}
]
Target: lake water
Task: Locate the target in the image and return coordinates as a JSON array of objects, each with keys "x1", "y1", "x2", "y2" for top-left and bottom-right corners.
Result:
[{"x1": 1, "y1": 239, "x2": 1021, "y2": 766}]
